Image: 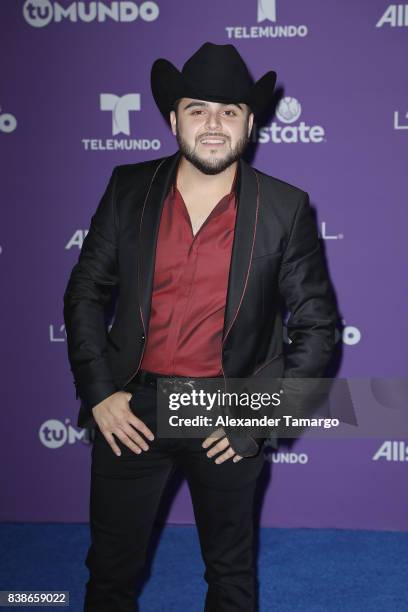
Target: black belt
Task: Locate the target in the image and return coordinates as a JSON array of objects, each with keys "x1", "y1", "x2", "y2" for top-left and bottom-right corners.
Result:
[
  {"x1": 133, "y1": 369, "x2": 261, "y2": 458},
  {"x1": 134, "y1": 369, "x2": 222, "y2": 391}
]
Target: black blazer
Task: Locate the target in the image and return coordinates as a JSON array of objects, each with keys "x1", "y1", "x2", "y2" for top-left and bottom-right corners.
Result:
[{"x1": 63, "y1": 149, "x2": 338, "y2": 441}]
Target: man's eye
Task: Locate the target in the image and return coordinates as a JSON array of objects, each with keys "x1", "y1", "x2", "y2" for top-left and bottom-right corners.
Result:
[{"x1": 190, "y1": 109, "x2": 236, "y2": 116}]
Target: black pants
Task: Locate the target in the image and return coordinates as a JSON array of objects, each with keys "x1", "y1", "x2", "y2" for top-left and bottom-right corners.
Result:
[{"x1": 84, "y1": 379, "x2": 265, "y2": 612}]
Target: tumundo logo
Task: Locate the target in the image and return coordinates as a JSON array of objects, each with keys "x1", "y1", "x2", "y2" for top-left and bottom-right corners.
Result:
[
  {"x1": 0, "y1": 108, "x2": 17, "y2": 133},
  {"x1": 255, "y1": 96, "x2": 326, "y2": 144},
  {"x1": 23, "y1": 0, "x2": 159, "y2": 28},
  {"x1": 338, "y1": 321, "x2": 361, "y2": 346},
  {"x1": 39, "y1": 419, "x2": 90, "y2": 448}
]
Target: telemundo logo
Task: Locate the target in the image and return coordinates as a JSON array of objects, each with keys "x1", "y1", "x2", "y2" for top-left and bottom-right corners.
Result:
[
  {"x1": 256, "y1": 96, "x2": 326, "y2": 144},
  {"x1": 264, "y1": 447, "x2": 309, "y2": 464},
  {"x1": 226, "y1": 0, "x2": 308, "y2": 40},
  {"x1": 82, "y1": 93, "x2": 161, "y2": 151},
  {"x1": 23, "y1": 0, "x2": 159, "y2": 28}
]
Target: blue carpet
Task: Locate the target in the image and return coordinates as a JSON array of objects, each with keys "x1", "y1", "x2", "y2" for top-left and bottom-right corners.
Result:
[{"x1": 0, "y1": 524, "x2": 407, "y2": 611}]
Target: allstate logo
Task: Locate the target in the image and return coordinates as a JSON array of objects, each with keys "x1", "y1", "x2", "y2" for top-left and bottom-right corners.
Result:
[
  {"x1": 376, "y1": 4, "x2": 408, "y2": 28},
  {"x1": 23, "y1": 0, "x2": 53, "y2": 27},
  {"x1": 276, "y1": 97, "x2": 302, "y2": 124},
  {"x1": 257, "y1": 96, "x2": 325, "y2": 144},
  {"x1": 39, "y1": 419, "x2": 90, "y2": 448},
  {"x1": 373, "y1": 441, "x2": 408, "y2": 462},
  {"x1": 23, "y1": 1, "x2": 160, "y2": 28}
]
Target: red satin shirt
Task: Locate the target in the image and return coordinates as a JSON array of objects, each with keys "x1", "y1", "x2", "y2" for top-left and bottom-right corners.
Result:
[{"x1": 140, "y1": 163, "x2": 238, "y2": 376}]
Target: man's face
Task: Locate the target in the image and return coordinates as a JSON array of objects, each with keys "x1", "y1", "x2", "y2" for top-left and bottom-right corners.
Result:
[{"x1": 170, "y1": 98, "x2": 254, "y2": 175}]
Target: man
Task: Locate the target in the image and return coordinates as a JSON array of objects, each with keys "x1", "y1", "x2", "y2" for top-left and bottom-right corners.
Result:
[{"x1": 63, "y1": 42, "x2": 338, "y2": 611}]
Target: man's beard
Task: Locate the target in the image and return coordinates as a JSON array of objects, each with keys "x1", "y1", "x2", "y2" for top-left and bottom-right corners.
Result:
[{"x1": 175, "y1": 128, "x2": 249, "y2": 175}]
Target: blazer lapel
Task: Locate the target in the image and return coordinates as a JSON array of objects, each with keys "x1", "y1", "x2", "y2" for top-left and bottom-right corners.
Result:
[
  {"x1": 138, "y1": 150, "x2": 181, "y2": 331},
  {"x1": 222, "y1": 157, "x2": 260, "y2": 343},
  {"x1": 137, "y1": 150, "x2": 260, "y2": 345}
]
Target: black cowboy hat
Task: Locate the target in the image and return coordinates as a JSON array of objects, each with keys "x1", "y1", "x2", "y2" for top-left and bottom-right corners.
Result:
[{"x1": 151, "y1": 41, "x2": 277, "y2": 121}]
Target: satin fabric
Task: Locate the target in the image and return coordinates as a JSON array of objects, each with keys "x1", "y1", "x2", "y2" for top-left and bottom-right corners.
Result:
[{"x1": 140, "y1": 163, "x2": 238, "y2": 376}]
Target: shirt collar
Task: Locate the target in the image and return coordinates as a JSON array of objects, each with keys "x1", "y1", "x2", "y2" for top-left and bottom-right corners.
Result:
[{"x1": 171, "y1": 158, "x2": 239, "y2": 207}]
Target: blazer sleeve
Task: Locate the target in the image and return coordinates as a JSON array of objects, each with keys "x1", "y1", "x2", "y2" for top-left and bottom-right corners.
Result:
[
  {"x1": 228, "y1": 191, "x2": 338, "y2": 457},
  {"x1": 229, "y1": 191, "x2": 339, "y2": 455},
  {"x1": 278, "y1": 191, "x2": 338, "y2": 380},
  {"x1": 63, "y1": 166, "x2": 121, "y2": 415}
]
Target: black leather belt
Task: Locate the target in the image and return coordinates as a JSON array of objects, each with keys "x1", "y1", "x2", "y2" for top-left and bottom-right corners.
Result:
[
  {"x1": 133, "y1": 369, "x2": 261, "y2": 457},
  {"x1": 134, "y1": 369, "x2": 222, "y2": 392}
]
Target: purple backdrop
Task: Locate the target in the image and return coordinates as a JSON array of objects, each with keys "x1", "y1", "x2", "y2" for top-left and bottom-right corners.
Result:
[{"x1": 1, "y1": 0, "x2": 407, "y2": 530}]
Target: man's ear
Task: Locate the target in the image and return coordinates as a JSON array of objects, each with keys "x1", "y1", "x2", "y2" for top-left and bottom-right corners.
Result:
[
  {"x1": 170, "y1": 110, "x2": 177, "y2": 135},
  {"x1": 247, "y1": 112, "x2": 254, "y2": 138}
]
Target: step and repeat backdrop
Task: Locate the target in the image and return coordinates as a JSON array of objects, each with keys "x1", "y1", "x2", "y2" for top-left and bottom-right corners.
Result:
[{"x1": 1, "y1": 1, "x2": 407, "y2": 530}]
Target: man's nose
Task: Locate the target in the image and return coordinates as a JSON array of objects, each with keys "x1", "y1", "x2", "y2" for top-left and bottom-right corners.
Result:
[{"x1": 205, "y1": 111, "x2": 222, "y2": 130}]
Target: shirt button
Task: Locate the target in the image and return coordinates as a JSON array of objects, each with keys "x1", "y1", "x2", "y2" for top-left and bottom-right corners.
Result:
[{"x1": 141, "y1": 334, "x2": 145, "y2": 342}]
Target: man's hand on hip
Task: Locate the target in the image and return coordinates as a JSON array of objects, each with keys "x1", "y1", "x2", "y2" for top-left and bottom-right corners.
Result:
[
  {"x1": 202, "y1": 427, "x2": 243, "y2": 464},
  {"x1": 92, "y1": 391, "x2": 155, "y2": 456}
]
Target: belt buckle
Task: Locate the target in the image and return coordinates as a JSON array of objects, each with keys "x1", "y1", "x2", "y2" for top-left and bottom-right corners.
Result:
[{"x1": 160, "y1": 377, "x2": 195, "y2": 396}]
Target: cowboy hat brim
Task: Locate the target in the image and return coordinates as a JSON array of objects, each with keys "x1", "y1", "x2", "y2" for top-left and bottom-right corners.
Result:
[{"x1": 151, "y1": 58, "x2": 276, "y2": 121}]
